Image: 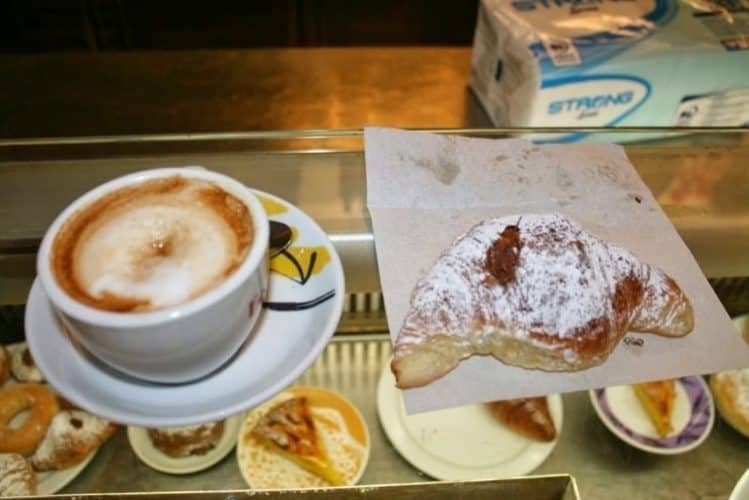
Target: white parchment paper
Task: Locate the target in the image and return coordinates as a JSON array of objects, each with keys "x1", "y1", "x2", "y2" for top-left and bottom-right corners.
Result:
[{"x1": 364, "y1": 126, "x2": 749, "y2": 414}]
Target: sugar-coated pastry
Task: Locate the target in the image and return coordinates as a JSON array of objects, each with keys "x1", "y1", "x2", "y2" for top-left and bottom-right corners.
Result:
[
  {"x1": 0, "y1": 453, "x2": 36, "y2": 496},
  {"x1": 8, "y1": 344, "x2": 44, "y2": 383},
  {"x1": 392, "y1": 214, "x2": 694, "y2": 388},
  {"x1": 148, "y1": 421, "x2": 224, "y2": 458},
  {"x1": 30, "y1": 410, "x2": 118, "y2": 471},
  {"x1": 711, "y1": 369, "x2": 749, "y2": 438},
  {"x1": 0, "y1": 346, "x2": 9, "y2": 385},
  {"x1": 486, "y1": 397, "x2": 556, "y2": 442},
  {"x1": 0, "y1": 384, "x2": 60, "y2": 456}
]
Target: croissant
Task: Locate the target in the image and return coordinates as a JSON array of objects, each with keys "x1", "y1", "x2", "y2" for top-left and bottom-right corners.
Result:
[
  {"x1": 391, "y1": 213, "x2": 694, "y2": 389},
  {"x1": 486, "y1": 398, "x2": 556, "y2": 442}
]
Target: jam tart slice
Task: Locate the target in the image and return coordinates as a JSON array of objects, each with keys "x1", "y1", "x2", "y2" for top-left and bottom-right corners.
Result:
[
  {"x1": 633, "y1": 380, "x2": 676, "y2": 437},
  {"x1": 251, "y1": 397, "x2": 344, "y2": 486}
]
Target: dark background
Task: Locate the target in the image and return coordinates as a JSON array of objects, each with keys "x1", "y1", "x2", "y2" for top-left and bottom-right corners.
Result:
[{"x1": 0, "y1": 0, "x2": 480, "y2": 52}]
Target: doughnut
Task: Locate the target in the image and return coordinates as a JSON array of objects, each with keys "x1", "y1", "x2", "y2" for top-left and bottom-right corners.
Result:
[
  {"x1": 0, "y1": 384, "x2": 59, "y2": 456},
  {"x1": 0, "y1": 346, "x2": 9, "y2": 385}
]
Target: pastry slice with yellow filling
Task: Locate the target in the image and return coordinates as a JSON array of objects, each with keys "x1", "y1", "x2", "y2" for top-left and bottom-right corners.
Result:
[
  {"x1": 251, "y1": 397, "x2": 344, "y2": 486},
  {"x1": 633, "y1": 380, "x2": 676, "y2": 437}
]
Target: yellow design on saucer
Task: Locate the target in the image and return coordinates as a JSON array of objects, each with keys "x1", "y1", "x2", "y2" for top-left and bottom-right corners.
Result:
[
  {"x1": 270, "y1": 226, "x2": 331, "y2": 283},
  {"x1": 271, "y1": 247, "x2": 331, "y2": 282},
  {"x1": 258, "y1": 195, "x2": 288, "y2": 216}
]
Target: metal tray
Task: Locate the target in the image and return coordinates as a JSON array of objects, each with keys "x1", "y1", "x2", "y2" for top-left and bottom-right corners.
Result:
[
  {"x1": 8, "y1": 334, "x2": 740, "y2": 500},
  {"x1": 28, "y1": 475, "x2": 580, "y2": 500}
]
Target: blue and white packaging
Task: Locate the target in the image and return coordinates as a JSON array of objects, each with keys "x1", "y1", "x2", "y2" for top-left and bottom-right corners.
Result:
[{"x1": 469, "y1": 0, "x2": 749, "y2": 141}]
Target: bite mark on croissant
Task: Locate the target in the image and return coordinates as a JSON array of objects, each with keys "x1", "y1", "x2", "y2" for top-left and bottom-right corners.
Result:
[{"x1": 391, "y1": 214, "x2": 694, "y2": 389}]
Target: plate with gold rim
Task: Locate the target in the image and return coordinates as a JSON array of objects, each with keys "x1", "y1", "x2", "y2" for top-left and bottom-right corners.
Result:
[
  {"x1": 26, "y1": 191, "x2": 345, "y2": 428},
  {"x1": 236, "y1": 386, "x2": 370, "y2": 488}
]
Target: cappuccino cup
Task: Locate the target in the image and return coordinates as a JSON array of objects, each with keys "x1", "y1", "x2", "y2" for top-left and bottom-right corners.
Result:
[{"x1": 36, "y1": 167, "x2": 269, "y2": 383}]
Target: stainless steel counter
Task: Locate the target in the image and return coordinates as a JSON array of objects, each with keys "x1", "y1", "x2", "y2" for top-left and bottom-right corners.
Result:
[
  {"x1": 57, "y1": 335, "x2": 749, "y2": 500},
  {"x1": 1, "y1": 129, "x2": 748, "y2": 499}
]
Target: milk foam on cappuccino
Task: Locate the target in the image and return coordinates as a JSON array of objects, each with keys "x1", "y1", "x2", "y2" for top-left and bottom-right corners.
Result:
[{"x1": 51, "y1": 176, "x2": 254, "y2": 312}]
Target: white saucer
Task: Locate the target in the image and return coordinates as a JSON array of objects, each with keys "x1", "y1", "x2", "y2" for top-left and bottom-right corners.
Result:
[
  {"x1": 127, "y1": 414, "x2": 242, "y2": 475},
  {"x1": 26, "y1": 191, "x2": 345, "y2": 428},
  {"x1": 730, "y1": 468, "x2": 749, "y2": 500},
  {"x1": 376, "y1": 365, "x2": 562, "y2": 480},
  {"x1": 733, "y1": 313, "x2": 749, "y2": 345}
]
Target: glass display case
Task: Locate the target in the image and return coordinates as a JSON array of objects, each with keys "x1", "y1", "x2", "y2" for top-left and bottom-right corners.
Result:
[{"x1": 0, "y1": 128, "x2": 747, "y2": 500}]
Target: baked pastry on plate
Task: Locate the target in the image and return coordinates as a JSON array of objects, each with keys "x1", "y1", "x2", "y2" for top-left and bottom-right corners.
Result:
[
  {"x1": 251, "y1": 397, "x2": 344, "y2": 486},
  {"x1": 31, "y1": 410, "x2": 118, "y2": 471},
  {"x1": 392, "y1": 213, "x2": 694, "y2": 388},
  {"x1": 633, "y1": 380, "x2": 676, "y2": 437},
  {"x1": 0, "y1": 453, "x2": 36, "y2": 496},
  {"x1": 148, "y1": 421, "x2": 225, "y2": 458},
  {"x1": 486, "y1": 397, "x2": 556, "y2": 442},
  {"x1": 0, "y1": 346, "x2": 9, "y2": 385},
  {"x1": 711, "y1": 369, "x2": 749, "y2": 438},
  {"x1": 237, "y1": 387, "x2": 369, "y2": 489}
]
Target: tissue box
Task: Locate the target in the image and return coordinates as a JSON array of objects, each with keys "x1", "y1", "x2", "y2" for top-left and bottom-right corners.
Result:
[{"x1": 469, "y1": 0, "x2": 749, "y2": 142}]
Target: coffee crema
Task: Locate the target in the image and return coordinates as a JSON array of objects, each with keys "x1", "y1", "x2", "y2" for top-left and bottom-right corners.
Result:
[{"x1": 51, "y1": 176, "x2": 254, "y2": 312}]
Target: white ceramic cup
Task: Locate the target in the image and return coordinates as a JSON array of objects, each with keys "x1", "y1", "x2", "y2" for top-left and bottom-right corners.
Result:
[{"x1": 36, "y1": 167, "x2": 269, "y2": 384}]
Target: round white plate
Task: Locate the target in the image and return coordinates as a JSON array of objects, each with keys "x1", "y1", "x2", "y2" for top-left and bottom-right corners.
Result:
[
  {"x1": 127, "y1": 414, "x2": 242, "y2": 474},
  {"x1": 36, "y1": 451, "x2": 97, "y2": 495},
  {"x1": 709, "y1": 314, "x2": 749, "y2": 439},
  {"x1": 730, "y1": 468, "x2": 749, "y2": 500},
  {"x1": 237, "y1": 387, "x2": 370, "y2": 488},
  {"x1": 26, "y1": 191, "x2": 345, "y2": 427},
  {"x1": 589, "y1": 376, "x2": 714, "y2": 455},
  {"x1": 376, "y1": 365, "x2": 562, "y2": 480},
  {"x1": 734, "y1": 313, "x2": 749, "y2": 345},
  {"x1": 1, "y1": 346, "x2": 99, "y2": 495}
]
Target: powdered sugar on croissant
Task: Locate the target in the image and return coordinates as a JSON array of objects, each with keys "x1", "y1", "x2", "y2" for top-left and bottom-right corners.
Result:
[{"x1": 392, "y1": 213, "x2": 694, "y2": 388}]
